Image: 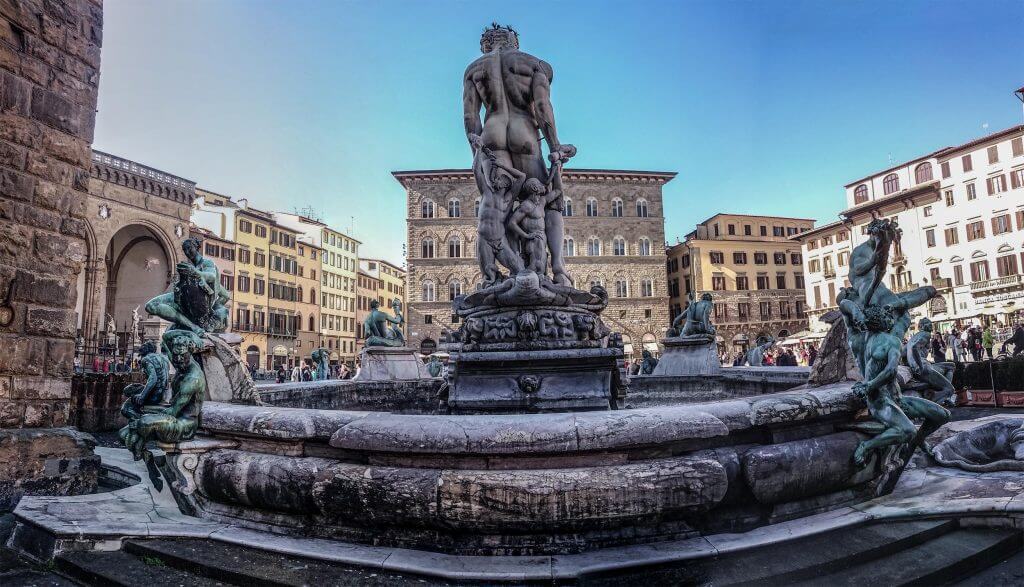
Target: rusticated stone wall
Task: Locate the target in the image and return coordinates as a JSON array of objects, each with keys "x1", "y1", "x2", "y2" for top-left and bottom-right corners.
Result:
[{"x1": 0, "y1": 0, "x2": 103, "y2": 507}]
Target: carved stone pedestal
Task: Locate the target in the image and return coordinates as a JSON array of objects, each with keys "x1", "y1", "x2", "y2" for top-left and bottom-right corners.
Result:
[
  {"x1": 353, "y1": 346, "x2": 430, "y2": 381},
  {"x1": 651, "y1": 335, "x2": 721, "y2": 377},
  {"x1": 447, "y1": 346, "x2": 623, "y2": 413},
  {"x1": 197, "y1": 332, "x2": 256, "y2": 403}
]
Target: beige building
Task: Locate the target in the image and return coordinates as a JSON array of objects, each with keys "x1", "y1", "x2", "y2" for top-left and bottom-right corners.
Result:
[
  {"x1": 666, "y1": 214, "x2": 812, "y2": 354},
  {"x1": 294, "y1": 237, "x2": 323, "y2": 364},
  {"x1": 395, "y1": 168, "x2": 674, "y2": 359}
]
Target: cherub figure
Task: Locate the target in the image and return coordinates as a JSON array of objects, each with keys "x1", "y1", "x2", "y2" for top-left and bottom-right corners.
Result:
[
  {"x1": 119, "y1": 341, "x2": 170, "y2": 421},
  {"x1": 471, "y1": 133, "x2": 526, "y2": 285},
  {"x1": 505, "y1": 156, "x2": 566, "y2": 275}
]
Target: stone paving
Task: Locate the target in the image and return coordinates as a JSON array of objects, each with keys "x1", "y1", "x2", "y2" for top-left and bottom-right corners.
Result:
[{"x1": 8, "y1": 437, "x2": 1024, "y2": 582}]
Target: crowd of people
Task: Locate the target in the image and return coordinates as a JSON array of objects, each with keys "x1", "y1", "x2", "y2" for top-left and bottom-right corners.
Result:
[
  {"x1": 252, "y1": 361, "x2": 358, "y2": 383},
  {"x1": 721, "y1": 344, "x2": 818, "y2": 367},
  {"x1": 929, "y1": 322, "x2": 1024, "y2": 363}
]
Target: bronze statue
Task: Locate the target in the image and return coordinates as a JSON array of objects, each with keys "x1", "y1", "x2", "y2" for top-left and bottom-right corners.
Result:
[
  {"x1": 311, "y1": 347, "x2": 331, "y2": 380},
  {"x1": 363, "y1": 298, "x2": 405, "y2": 347},
  {"x1": 472, "y1": 133, "x2": 526, "y2": 285},
  {"x1": 120, "y1": 330, "x2": 205, "y2": 461},
  {"x1": 145, "y1": 237, "x2": 228, "y2": 336},
  {"x1": 747, "y1": 335, "x2": 776, "y2": 367},
  {"x1": 903, "y1": 318, "x2": 955, "y2": 405},
  {"x1": 671, "y1": 292, "x2": 716, "y2": 338},
  {"x1": 640, "y1": 349, "x2": 659, "y2": 375},
  {"x1": 119, "y1": 341, "x2": 169, "y2": 421},
  {"x1": 463, "y1": 23, "x2": 575, "y2": 286}
]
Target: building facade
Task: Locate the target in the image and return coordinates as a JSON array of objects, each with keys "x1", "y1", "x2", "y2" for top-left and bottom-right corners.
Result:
[
  {"x1": 666, "y1": 214, "x2": 812, "y2": 353},
  {"x1": 395, "y1": 168, "x2": 674, "y2": 359},
  {"x1": 294, "y1": 238, "x2": 322, "y2": 363},
  {"x1": 795, "y1": 124, "x2": 1024, "y2": 334}
]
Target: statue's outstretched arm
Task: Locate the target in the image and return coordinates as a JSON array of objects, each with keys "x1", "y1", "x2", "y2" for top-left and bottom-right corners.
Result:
[
  {"x1": 493, "y1": 160, "x2": 528, "y2": 197},
  {"x1": 506, "y1": 206, "x2": 530, "y2": 240},
  {"x1": 865, "y1": 346, "x2": 900, "y2": 393}
]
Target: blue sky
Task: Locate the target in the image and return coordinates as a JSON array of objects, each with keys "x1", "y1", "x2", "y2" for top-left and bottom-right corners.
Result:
[{"x1": 95, "y1": 0, "x2": 1024, "y2": 263}]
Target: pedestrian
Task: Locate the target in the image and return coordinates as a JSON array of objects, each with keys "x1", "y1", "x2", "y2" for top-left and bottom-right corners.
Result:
[
  {"x1": 808, "y1": 345, "x2": 817, "y2": 366},
  {"x1": 291, "y1": 363, "x2": 301, "y2": 382},
  {"x1": 982, "y1": 326, "x2": 994, "y2": 360},
  {"x1": 276, "y1": 365, "x2": 287, "y2": 383},
  {"x1": 946, "y1": 329, "x2": 962, "y2": 364}
]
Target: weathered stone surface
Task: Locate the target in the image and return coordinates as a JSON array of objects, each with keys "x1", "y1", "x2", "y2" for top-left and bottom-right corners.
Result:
[
  {"x1": 650, "y1": 336, "x2": 721, "y2": 377},
  {"x1": 199, "y1": 402, "x2": 369, "y2": 442},
  {"x1": 198, "y1": 450, "x2": 326, "y2": 514},
  {"x1": 741, "y1": 432, "x2": 870, "y2": 505},
  {"x1": 312, "y1": 463, "x2": 441, "y2": 526},
  {"x1": 0, "y1": 427, "x2": 99, "y2": 511},
  {"x1": 932, "y1": 417, "x2": 1024, "y2": 472},
  {"x1": 573, "y1": 408, "x2": 728, "y2": 451},
  {"x1": 807, "y1": 315, "x2": 861, "y2": 386},
  {"x1": 352, "y1": 346, "x2": 430, "y2": 381},
  {"x1": 256, "y1": 378, "x2": 443, "y2": 414},
  {"x1": 198, "y1": 334, "x2": 256, "y2": 403}
]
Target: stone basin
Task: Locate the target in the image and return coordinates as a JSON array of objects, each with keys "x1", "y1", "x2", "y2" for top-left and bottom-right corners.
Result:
[{"x1": 156, "y1": 381, "x2": 891, "y2": 555}]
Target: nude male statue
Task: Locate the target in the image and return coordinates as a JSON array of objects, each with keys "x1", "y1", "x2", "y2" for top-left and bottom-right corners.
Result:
[
  {"x1": 506, "y1": 177, "x2": 562, "y2": 274},
  {"x1": 145, "y1": 237, "x2": 229, "y2": 335},
  {"x1": 463, "y1": 24, "x2": 575, "y2": 286},
  {"x1": 904, "y1": 318, "x2": 955, "y2": 406},
  {"x1": 471, "y1": 133, "x2": 526, "y2": 285}
]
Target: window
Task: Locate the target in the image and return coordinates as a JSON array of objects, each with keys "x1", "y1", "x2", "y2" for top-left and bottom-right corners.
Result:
[
  {"x1": 837, "y1": 231, "x2": 849, "y2": 242},
  {"x1": 744, "y1": 225, "x2": 752, "y2": 236},
  {"x1": 988, "y1": 145, "x2": 999, "y2": 164},
  {"x1": 238, "y1": 249, "x2": 251, "y2": 264},
  {"x1": 941, "y1": 161, "x2": 951, "y2": 179},
  {"x1": 563, "y1": 237, "x2": 575, "y2": 257},
  {"x1": 733, "y1": 252, "x2": 747, "y2": 264},
  {"x1": 791, "y1": 253, "x2": 802, "y2": 265},
  {"x1": 813, "y1": 285, "x2": 822, "y2": 309},
  {"x1": 944, "y1": 190, "x2": 955, "y2": 206},
  {"x1": 448, "y1": 237, "x2": 461, "y2": 258},
  {"x1": 838, "y1": 251, "x2": 849, "y2": 266},
  {"x1": 254, "y1": 224, "x2": 267, "y2": 238},
  {"x1": 754, "y1": 252, "x2": 767, "y2": 265},
  {"x1": 882, "y1": 173, "x2": 899, "y2": 195},
  {"x1": 759, "y1": 301, "x2": 772, "y2": 319},
  {"x1": 953, "y1": 265, "x2": 964, "y2": 286},
  {"x1": 1018, "y1": 210, "x2": 1024, "y2": 230},
  {"x1": 611, "y1": 198, "x2": 623, "y2": 217},
  {"x1": 821, "y1": 236, "x2": 833, "y2": 245},
  {"x1": 854, "y1": 184, "x2": 868, "y2": 203},
  {"x1": 448, "y1": 280, "x2": 462, "y2": 300},
  {"x1": 253, "y1": 278, "x2": 265, "y2": 295},
  {"x1": 587, "y1": 236, "x2": 601, "y2": 256},
  {"x1": 239, "y1": 219, "x2": 252, "y2": 233},
  {"x1": 714, "y1": 224, "x2": 720, "y2": 237},
  {"x1": 638, "y1": 237, "x2": 651, "y2": 256},
  {"x1": 636, "y1": 199, "x2": 649, "y2": 217},
  {"x1": 925, "y1": 229, "x2": 936, "y2": 248},
  {"x1": 586, "y1": 198, "x2": 598, "y2": 217},
  {"x1": 915, "y1": 162, "x2": 933, "y2": 183},
  {"x1": 727, "y1": 224, "x2": 735, "y2": 236},
  {"x1": 992, "y1": 214, "x2": 1012, "y2": 235},
  {"x1": 969, "y1": 260, "x2": 989, "y2": 282},
  {"x1": 1012, "y1": 169, "x2": 1024, "y2": 190},
  {"x1": 966, "y1": 183, "x2": 977, "y2": 200},
  {"x1": 923, "y1": 206, "x2": 933, "y2": 217},
  {"x1": 424, "y1": 314, "x2": 433, "y2": 324},
  {"x1": 1012, "y1": 137, "x2": 1024, "y2": 157},
  {"x1": 773, "y1": 252, "x2": 786, "y2": 264},
  {"x1": 737, "y1": 302, "x2": 750, "y2": 320},
  {"x1": 612, "y1": 237, "x2": 626, "y2": 256},
  {"x1": 776, "y1": 273, "x2": 786, "y2": 289},
  {"x1": 253, "y1": 251, "x2": 266, "y2": 267},
  {"x1": 944, "y1": 227, "x2": 958, "y2": 246},
  {"x1": 640, "y1": 279, "x2": 653, "y2": 297},
  {"x1": 421, "y1": 237, "x2": 435, "y2": 258},
  {"x1": 796, "y1": 274, "x2": 805, "y2": 290},
  {"x1": 562, "y1": 198, "x2": 573, "y2": 217},
  {"x1": 448, "y1": 199, "x2": 460, "y2": 218},
  {"x1": 759, "y1": 225, "x2": 767, "y2": 237},
  {"x1": 237, "y1": 275, "x2": 250, "y2": 292},
  {"x1": 714, "y1": 303, "x2": 728, "y2": 322},
  {"x1": 736, "y1": 275, "x2": 748, "y2": 290},
  {"x1": 712, "y1": 274, "x2": 726, "y2": 291},
  {"x1": 421, "y1": 200, "x2": 435, "y2": 218},
  {"x1": 773, "y1": 226, "x2": 784, "y2": 237},
  {"x1": 756, "y1": 275, "x2": 770, "y2": 290},
  {"x1": 966, "y1": 221, "x2": 985, "y2": 241},
  {"x1": 809, "y1": 259, "x2": 821, "y2": 273},
  {"x1": 987, "y1": 174, "x2": 1008, "y2": 195},
  {"x1": 779, "y1": 301, "x2": 792, "y2": 319},
  {"x1": 421, "y1": 280, "x2": 435, "y2": 301},
  {"x1": 996, "y1": 254, "x2": 1018, "y2": 277},
  {"x1": 709, "y1": 251, "x2": 724, "y2": 264},
  {"x1": 614, "y1": 279, "x2": 628, "y2": 298},
  {"x1": 962, "y1": 154, "x2": 973, "y2": 172}
]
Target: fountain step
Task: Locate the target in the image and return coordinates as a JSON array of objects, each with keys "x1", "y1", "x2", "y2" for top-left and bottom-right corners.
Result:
[{"x1": 56, "y1": 550, "x2": 230, "y2": 587}]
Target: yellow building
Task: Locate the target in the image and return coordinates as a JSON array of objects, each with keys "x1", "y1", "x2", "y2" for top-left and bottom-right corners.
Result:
[
  {"x1": 666, "y1": 213, "x2": 813, "y2": 354},
  {"x1": 295, "y1": 237, "x2": 323, "y2": 366},
  {"x1": 233, "y1": 206, "x2": 274, "y2": 369}
]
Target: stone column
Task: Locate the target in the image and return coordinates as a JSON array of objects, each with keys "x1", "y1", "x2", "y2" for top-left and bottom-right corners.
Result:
[{"x1": 0, "y1": 0, "x2": 104, "y2": 511}]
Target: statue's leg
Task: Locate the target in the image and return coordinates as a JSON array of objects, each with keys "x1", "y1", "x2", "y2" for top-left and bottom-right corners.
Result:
[
  {"x1": 854, "y1": 395, "x2": 915, "y2": 466},
  {"x1": 918, "y1": 367, "x2": 955, "y2": 405},
  {"x1": 145, "y1": 293, "x2": 204, "y2": 335},
  {"x1": 496, "y1": 237, "x2": 524, "y2": 274},
  {"x1": 545, "y1": 210, "x2": 569, "y2": 285}
]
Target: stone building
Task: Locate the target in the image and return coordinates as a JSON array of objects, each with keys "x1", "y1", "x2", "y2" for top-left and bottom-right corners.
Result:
[
  {"x1": 78, "y1": 150, "x2": 194, "y2": 345},
  {"x1": 395, "y1": 168, "x2": 674, "y2": 359},
  {"x1": 666, "y1": 214, "x2": 812, "y2": 354},
  {"x1": 794, "y1": 122, "x2": 1024, "y2": 335},
  {"x1": 0, "y1": 0, "x2": 105, "y2": 508},
  {"x1": 355, "y1": 258, "x2": 406, "y2": 354}
]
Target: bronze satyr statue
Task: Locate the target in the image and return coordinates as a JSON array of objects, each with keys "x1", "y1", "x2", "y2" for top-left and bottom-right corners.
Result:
[
  {"x1": 311, "y1": 347, "x2": 331, "y2": 380},
  {"x1": 747, "y1": 335, "x2": 776, "y2": 367},
  {"x1": 145, "y1": 237, "x2": 229, "y2": 336},
  {"x1": 363, "y1": 298, "x2": 405, "y2": 347},
  {"x1": 119, "y1": 341, "x2": 170, "y2": 422},
  {"x1": 670, "y1": 292, "x2": 716, "y2": 338},
  {"x1": 904, "y1": 318, "x2": 955, "y2": 405}
]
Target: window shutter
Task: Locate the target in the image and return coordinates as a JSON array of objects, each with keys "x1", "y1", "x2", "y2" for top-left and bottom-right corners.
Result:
[
  {"x1": 970, "y1": 263, "x2": 979, "y2": 282},
  {"x1": 986, "y1": 178, "x2": 993, "y2": 195},
  {"x1": 992, "y1": 217, "x2": 999, "y2": 234},
  {"x1": 1013, "y1": 170, "x2": 1021, "y2": 189}
]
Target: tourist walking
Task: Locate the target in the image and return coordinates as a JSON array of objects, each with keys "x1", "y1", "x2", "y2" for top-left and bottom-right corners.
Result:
[
  {"x1": 276, "y1": 365, "x2": 287, "y2": 383},
  {"x1": 946, "y1": 329, "x2": 963, "y2": 364},
  {"x1": 291, "y1": 363, "x2": 301, "y2": 382},
  {"x1": 982, "y1": 327, "x2": 994, "y2": 360},
  {"x1": 807, "y1": 345, "x2": 817, "y2": 367}
]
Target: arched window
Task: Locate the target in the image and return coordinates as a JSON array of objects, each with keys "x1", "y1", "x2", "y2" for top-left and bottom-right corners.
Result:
[
  {"x1": 474, "y1": 198, "x2": 480, "y2": 218},
  {"x1": 308, "y1": 315, "x2": 315, "y2": 331},
  {"x1": 421, "y1": 199, "x2": 435, "y2": 218},
  {"x1": 297, "y1": 288, "x2": 303, "y2": 303},
  {"x1": 563, "y1": 237, "x2": 575, "y2": 257},
  {"x1": 612, "y1": 237, "x2": 626, "y2": 256},
  {"x1": 421, "y1": 280, "x2": 435, "y2": 302},
  {"x1": 638, "y1": 237, "x2": 652, "y2": 256},
  {"x1": 914, "y1": 162, "x2": 933, "y2": 184},
  {"x1": 590, "y1": 277, "x2": 604, "y2": 288},
  {"x1": 421, "y1": 237, "x2": 435, "y2": 258},
  {"x1": 562, "y1": 198, "x2": 573, "y2": 217},
  {"x1": 448, "y1": 279, "x2": 462, "y2": 301},
  {"x1": 882, "y1": 173, "x2": 899, "y2": 195},
  {"x1": 586, "y1": 197, "x2": 598, "y2": 217},
  {"x1": 587, "y1": 236, "x2": 601, "y2": 256},
  {"x1": 311, "y1": 288, "x2": 316, "y2": 301},
  {"x1": 636, "y1": 198, "x2": 649, "y2": 218},
  {"x1": 448, "y1": 236, "x2": 461, "y2": 258},
  {"x1": 854, "y1": 184, "x2": 868, "y2": 204},
  {"x1": 640, "y1": 278, "x2": 654, "y2": 297},
  {"x1": 614, "y1": 279, "x2": 628, "y2": 298},
  {"x1": 448, "y1": 198, "x2": 460, "y2": 218},
  {"x1": 611, "y1": 198, "x2": 623, "y2": 217}
]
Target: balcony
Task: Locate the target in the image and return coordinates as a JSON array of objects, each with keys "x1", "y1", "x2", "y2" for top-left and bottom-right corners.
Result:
[
  {"x1": 970, "y1": 274, "x2": 1024, "y2": 294},
  {"x1": 893, "y1": 282, "x2": 920, "y2": 294},
  {"x1": 932, "y1": 277, "x2": 953, "y2": 290},
  {"x1": 823, "y1": 268, "x2": 836, "y2": 279},
  {"x1": 890, "y1": 253, "x2": 907, "y2": 268}
]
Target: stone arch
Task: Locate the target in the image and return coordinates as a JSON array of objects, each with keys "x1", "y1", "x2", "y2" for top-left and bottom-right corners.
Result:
[{"x1": 102, "y1": 222, "x2": 177, "y2": 337}]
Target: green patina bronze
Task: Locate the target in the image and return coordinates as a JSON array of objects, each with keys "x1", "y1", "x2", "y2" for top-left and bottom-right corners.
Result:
[
  {"x1": 119, "y1": 341, "x2": 170, "y2": 423},
  {"x1": 363, "y1": 298, "x2": 405, "y2": 347},
  {"x1": 311, "y1": 347, "x2": 331, "y2": 380},
  {"x1": 119, "y1": 330, "x2": 205, "y2": 461},
  {"x1": 145, "y1": 237, "x2": 229, "y2": 336},
  {"x1": 426, "y1": 355, "x2": 443, "y2": 378}
]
